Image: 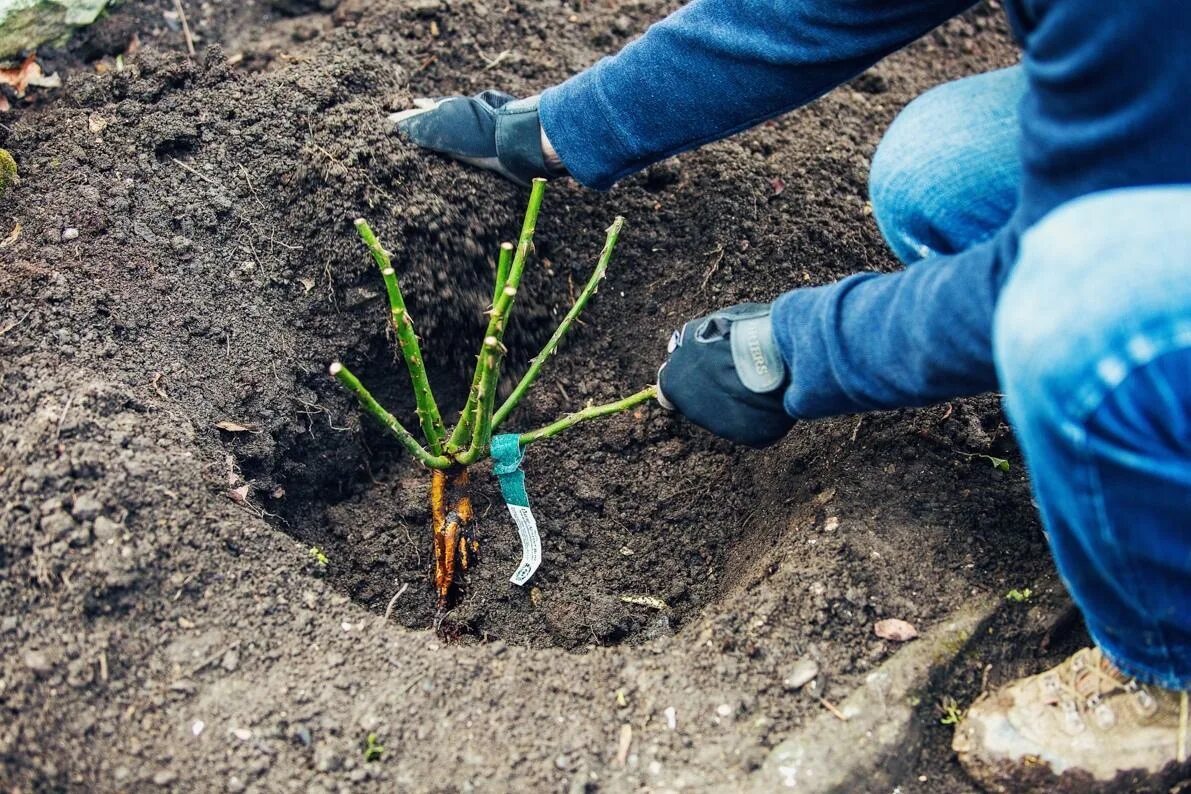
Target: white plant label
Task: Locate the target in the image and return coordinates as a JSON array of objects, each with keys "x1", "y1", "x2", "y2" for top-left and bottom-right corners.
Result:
[{"x1": 506, "y1": 503, "x2": 541, "y2": 586}]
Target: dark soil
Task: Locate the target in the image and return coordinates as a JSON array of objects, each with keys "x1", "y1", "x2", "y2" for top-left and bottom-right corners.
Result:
[{"x1": 1, "y1": 1, "x2": 1084, "y2": 791}]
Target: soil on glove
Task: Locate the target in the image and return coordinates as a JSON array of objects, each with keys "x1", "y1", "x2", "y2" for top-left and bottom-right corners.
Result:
[{"x1": 2, "y1": 1, "x2": 1083, "y2": 791}]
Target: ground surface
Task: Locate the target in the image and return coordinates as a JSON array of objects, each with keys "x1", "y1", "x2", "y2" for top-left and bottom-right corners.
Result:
[{"x1": 0, "y1": 1, "x2": 1087, "y2": 791}]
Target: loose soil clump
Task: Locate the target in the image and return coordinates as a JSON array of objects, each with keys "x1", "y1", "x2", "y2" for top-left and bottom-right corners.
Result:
[{"x1": 2, "y1": 2, "x2": 1079, "y2": 791}]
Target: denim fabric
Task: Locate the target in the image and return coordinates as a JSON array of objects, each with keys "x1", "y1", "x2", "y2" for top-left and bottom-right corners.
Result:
[
  {"x1": 869, "y1": 66, "x2": 1026, "y2": 264},
  {"x1": 994, "y1": 187, "x2": 1191, "y2": 688},
  {"x1": 540, "y1": 0, "x2": 977, "y2": 191},
  {"x1": 544, "y1": 0, "x2": 1191, "y2": 418}
]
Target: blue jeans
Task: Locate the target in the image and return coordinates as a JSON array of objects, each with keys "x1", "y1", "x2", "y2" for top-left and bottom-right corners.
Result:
[{"x1": 872, "y1": 66, "x2": 1191, "y2": 688}]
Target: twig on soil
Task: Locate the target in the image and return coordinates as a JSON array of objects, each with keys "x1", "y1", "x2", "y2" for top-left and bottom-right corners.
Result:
[
  {"x1": 149, "y1": 372, "x2": 169, "y2": 399},
  {"x1": 169, "y1": 156, "x2": 224, "y2": 190},
  {"x1": 476, "y1": 46, "x2": 513, "y2": 71},
  {"x1": 54, "y1": 393, "x2": 74, "y2": 441},
  {"x1": 173, "y1": 0, "x2": 196, "y2": 57},
  {"x1": 699, "y1": 243, "x2": 725, "y2": 291},
  {"x1": 0, "y1": 308, "x2": 31, "y2": 336},
  {"x1": 819, "y1": 696, "x2": 848, "y2": 722},
  {"x1": 382, "y1": 582, "x2": 410, "y2": 625}
]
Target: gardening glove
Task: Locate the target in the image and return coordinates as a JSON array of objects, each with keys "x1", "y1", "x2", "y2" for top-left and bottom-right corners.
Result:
[
  {"x1": 389, "y1": 91, "x2": 564, "y2": 186},
  {"x1": 657, "y1": 303, "x2": 795, "y2": 448}
]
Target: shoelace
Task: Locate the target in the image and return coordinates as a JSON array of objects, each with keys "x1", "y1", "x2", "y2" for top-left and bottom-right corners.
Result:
[{"x1": 1044, "y1": 648, "x2": 1189, "y2": 762}]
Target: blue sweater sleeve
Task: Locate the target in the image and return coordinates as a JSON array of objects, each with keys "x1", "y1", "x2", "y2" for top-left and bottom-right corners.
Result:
[
  {"x1": 772, "y1": 0, "x2": 1191, "y2": 419},
  {"x1": 539, "y1": 0, "x2": 976, "y2": 190}
]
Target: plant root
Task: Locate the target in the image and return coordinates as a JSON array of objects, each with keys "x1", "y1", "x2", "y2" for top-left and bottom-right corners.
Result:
[{"x1": 432, "y1": 468, "x2": 476, "y2": 607}]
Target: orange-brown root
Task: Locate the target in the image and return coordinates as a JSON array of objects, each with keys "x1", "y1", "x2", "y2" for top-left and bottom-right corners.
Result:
[
  {"x1": 438, "y1": 514, "x2": 460, "y2": 601},
  {"x1": 431, "y1": 468, "x2": 477, "y2": 607}
]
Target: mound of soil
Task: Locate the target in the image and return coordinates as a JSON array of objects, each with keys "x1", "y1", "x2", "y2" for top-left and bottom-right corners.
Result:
[{"x1": 2, "y1": 1, "x2": 1076, "y2": 790}]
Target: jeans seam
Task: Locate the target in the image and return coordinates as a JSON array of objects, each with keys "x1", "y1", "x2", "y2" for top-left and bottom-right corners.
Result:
[
  {"x1": 1062, "y1": 322, "x2": 1191, "y2": 422},
  {"x1": 1067, "y1": 335, "x2": 1191, "y2": 683}
]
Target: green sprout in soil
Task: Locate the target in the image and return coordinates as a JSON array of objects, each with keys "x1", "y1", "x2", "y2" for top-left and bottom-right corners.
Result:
[
  {"x1": 1005, "y1": 587, "x2": 1032, "y2": 603},
  {"x1": 363, "y1": 732, "x2": 384, "y2": 762},
  {"x1": 958, "y1": 451, "x2": 1011, "y2": 473},
  {"x1": 308, "y1": 546, "x2": 329, "y2": 567},
  {"x1": 979, "y1": 454, "x2": 1010, "y2": 472},
  {"x1": 939, "y1": 696, "x2": 965, "y2": 726},
  {"x1": 329, "y1": 179, "x2": 656, "y2": 608}
]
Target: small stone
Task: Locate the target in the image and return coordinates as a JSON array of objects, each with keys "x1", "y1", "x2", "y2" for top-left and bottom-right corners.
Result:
[
  {"x1": 315, "y1": 747, "x2": 342, "y2": 772},
  {"x1": 23, "y1": 650, "x2": 52, "y2": 674},
  {"x1": 220, "y1": 649, "x2": 239, "y2": 672},
  {"x1": 71, "y1": 493, "x2": 103, "y2": 521},
  {"x1": 94, "y1": 516, "x2": 121, "y2": 540},
  {"x1": 782, "y1": 658, "x2": 820, "y2": 691},
  {"x1": 61, "y1": 227, "x2": 80, "y2": 241},
  {"x1": 488, "y1": 640, "x2": 507, "y2": 656},
  {"x1": 230, "y1": 727, "x2": 252, "y2": 741},
  {"x1": 716, "y1": 703, "x2": 734, "y2": 718},
  {"x1": 823, "y1": 516, "x2": 840, "y2": 532},
  {"x1": 152, "y1": 770, "x2": 177, "y2": 786},
  {"x1": 226, "y1": 776, "x2": 245, "y2": 793},
  {"x1": 191, "y1": 720, "x2": 205, "y2": 736}
]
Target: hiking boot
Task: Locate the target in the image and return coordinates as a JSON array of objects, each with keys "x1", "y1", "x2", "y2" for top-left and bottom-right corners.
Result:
[{"x1": 953, "y1": 647, "x2": 1191, "y2": 792}]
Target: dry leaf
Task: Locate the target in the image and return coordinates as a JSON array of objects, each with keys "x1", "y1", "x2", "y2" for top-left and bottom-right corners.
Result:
[
  {"x1": 1, "y1": 222, "x2": 20, "y2": 248},
  {"x1": 215, "y1": 420, "x2": 255, "y2": 432},
  {"x1": 619, "y1": 594, "x2": 669, "y2": 611},
  {"x1": 228, "y1": 484, "x2": 251, "y2": 504},
  {"x1": 0, "y1": 54, "x2": 58, "y2": 98},
  {"x1": 874, "y1": 618, "x2": 918, "y2": 642},
  {"x1": 615, "y1": 724, "x2": 632, "y2": 766}
]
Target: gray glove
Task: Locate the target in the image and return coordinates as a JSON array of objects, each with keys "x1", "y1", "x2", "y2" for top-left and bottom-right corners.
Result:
[
  {"x1": 657, "y1": 303, "x2": 795, "y2": 448},
  {"x1": 389, "y1": 91, "x2": 562, "y2": 186}
]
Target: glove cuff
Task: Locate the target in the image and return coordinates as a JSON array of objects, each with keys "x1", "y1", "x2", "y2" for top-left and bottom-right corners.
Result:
[{"x1": 495, "y1": 96, "x2": 552, "y2": 184}]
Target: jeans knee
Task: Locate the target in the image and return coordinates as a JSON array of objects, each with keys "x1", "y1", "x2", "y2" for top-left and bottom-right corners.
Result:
[
  {"x1": 870, "y1": 67, "x2": 1025, "y2": 264},
  {"x1": 994, "y1": 187, "x2": 1191, "y2": 423}
]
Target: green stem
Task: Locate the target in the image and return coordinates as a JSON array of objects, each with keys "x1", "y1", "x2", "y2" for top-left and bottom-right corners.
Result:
[
  {"x1": 447, "y1": 178, "x2": 548, "y2": 454},
  {"x1": 492, "y1": 240, "x2": 513, "y2": 308},
  {"x1": 517, "y1": 385, "x2": 658, "y2": 447},
  {"x1": 456, "y1": 243, "x2": 515, "y2": 447},
  {"x1": 355, "y1": 218, "x2": 447, "y2": 455},
  {"x1": 329, "y1": 362, "x2": 453, "y2": 470},
  {"x1": 493, "y1": 216, "x2": 624, "y2": 430},
  {"x1": 457, "y1": 341, "x2": 501, "y2": 466}
]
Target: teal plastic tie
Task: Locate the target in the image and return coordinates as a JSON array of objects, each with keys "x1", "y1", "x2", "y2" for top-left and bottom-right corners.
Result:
[{"x1": 490, "y1": 433, "x2": 529, "y2": 508}]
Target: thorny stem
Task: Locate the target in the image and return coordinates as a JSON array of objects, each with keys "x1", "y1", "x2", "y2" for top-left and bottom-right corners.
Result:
[
  {"x1": 355, "y1": 218, "x2": 448, "y2": 455},
  {"x1": 456, "y1": 243, "x2": 515, "y2": 446},
  {"x1": 492, "y1": 240, "x2": 513, "y2": 308},
  {"x1": 493, "y1": 216, "x2": 624, "y2": 429},
  {"x1": 518, "y1": 385, "x2": 658, "y2": 447},
  {"x1": 448, "y1": 177, "x2": 548, "y2": 457},
  {"x1": 329, "y1": 362, "x2": 453, "y2": 470}
]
